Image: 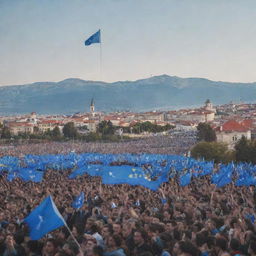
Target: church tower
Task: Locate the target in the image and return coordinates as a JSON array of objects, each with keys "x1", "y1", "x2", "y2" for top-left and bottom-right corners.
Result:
[
  {"x1": 90, "y1": 98, "x2": 95, "y2": 117},
  {"x1": 205, "y1": 99, "x2": 213, "y2": 111},
  {"x1": 204, "y1": 99, "x2": 216, "y2": 114}
]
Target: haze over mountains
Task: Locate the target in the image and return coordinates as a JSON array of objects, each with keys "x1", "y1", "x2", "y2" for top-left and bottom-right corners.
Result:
[{"x1": 0, "y1": 75, "x2": 256, "y2": 115}]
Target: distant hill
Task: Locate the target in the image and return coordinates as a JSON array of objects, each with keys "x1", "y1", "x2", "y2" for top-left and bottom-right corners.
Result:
[{"x1": 0, "y1": 75, "x2": 255, "y2": 115}]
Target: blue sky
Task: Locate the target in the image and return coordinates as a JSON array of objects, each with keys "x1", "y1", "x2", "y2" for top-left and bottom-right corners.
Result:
[{"x1": 0, "y1": 0, "x2": 256, "y2": 85}]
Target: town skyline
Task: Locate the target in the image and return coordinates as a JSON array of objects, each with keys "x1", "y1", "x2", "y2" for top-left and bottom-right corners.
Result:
[{"x1": 1, "y1": 100, "x2": 255, "y2": 148}]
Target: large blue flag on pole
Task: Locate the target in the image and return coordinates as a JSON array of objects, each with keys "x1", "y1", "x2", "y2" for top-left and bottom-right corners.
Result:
[
  {"x1": 24, "y1": 196, "x2": 66, "y2": 240},
  {"x1": 85, "y1": 30, "x2": 101, "y2": 46}
]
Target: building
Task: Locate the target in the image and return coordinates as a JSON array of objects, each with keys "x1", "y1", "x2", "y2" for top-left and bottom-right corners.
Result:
[
  {"x1": 37, "y1": 120, "x2": 63, "y2": 133},
  {"x1": 136, "y1": 111, "x2": 164, "y2": 123},
  {"x1": 6, "y1": 121, "x2": 34, "y2": 135},
  {"x1": 215, "y1": 120, "x2": 251, "y2": 148},
  {"x1": 204, "y1": 99, "x2": 216, "y2": 113},
  {"x1": 104, "y1": 115, "x2": 121, "y2": 126},
  {"x1": 84, "y1": 120, "x2": 97, "y2": 132},
  {"x1": 175, "y1": 121, "x2": 197, "y2": 131},
  {"x1": 182, "y1": 110, "x2": 215, "y2": 123},
  {"x1": 27, "y1": 112, "x2": 38, "y2": 124}
]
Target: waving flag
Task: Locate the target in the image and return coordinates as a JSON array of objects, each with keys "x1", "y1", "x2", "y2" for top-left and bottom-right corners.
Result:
[
  {"x1": 69, "y1": 165, "x2": 102, "y2": 179},
  {"x1": 18, "y1": 168, "x2": 44, "y2": 182},
  {"x1": 180, "y1": 172, "x2": 192, "y2": 186},
  {"x1": 212, "y1": 165, "x2": 233, "y2": 188},
  {"x1": 85, "y1": 30, "x2": 101, "y2": 46},
  {"x1": 236, "y1": 173, "x2": 256, "y2": 186},
  {"x1": 102, "y1": 165, "x2": 162, "y2": 191},
  {"x1": 24, "y1": 196, "x2": 65, "y2": 240},
  {"x1": 7, "y1": 172, "x2": 18, "y2": 182},
  {"x1": 72, "y1": 192, "x2": 85, "y2": 209}
]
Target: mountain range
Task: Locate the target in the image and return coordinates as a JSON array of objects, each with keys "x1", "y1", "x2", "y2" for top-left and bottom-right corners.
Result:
[{"x1": 0, "y1": 75, "x2": 256, "y2": 115}]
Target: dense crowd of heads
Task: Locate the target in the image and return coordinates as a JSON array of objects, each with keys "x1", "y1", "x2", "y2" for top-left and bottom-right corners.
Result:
[
  {"x1": 0, "y1": 131, "x2": 196, "y2": 157},
  {"x1": 1, "y1": 133, "x2": 256, "y2": 256}
]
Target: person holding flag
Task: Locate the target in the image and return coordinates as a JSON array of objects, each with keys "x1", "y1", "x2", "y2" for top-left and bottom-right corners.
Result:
[{"x1": 24, "y1": 195, "x2": 82, "y2": 255}]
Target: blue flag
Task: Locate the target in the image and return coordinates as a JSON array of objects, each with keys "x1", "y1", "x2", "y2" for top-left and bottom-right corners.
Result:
[
  {"x1": 236, "y1": 174, "x2": 256, "y2": 186},
  {"x1": 102, "y1": 165, "x2": 162, "y2": 191},
  {"x1": 72, "y1": 192, "x2": 85, "y2": 209},
  {"x1": 69, "y1": 165, "x2": 103, "y2": 179},
  {"x1": 212, "y1": 165, "x2": 232, "y2": 188},
  {"x1": 180, "y1": 172, "x2": 192, "y2": 186},
  {"x1": 24, "y1": 196, "x2": 65, "y2": 240},
  {"x1": 85, "y1": 30, "x2": 101, "y2": 46}
]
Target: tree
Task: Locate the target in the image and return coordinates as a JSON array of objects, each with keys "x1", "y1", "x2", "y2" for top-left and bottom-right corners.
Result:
[
  {"x1": 97, "y1": 121, "x2": 115, "y2": 135},
  {"x1": 33, "y1": 126, "x2": 40, "y2": 134},
  {"x1": 191, "y1": 141, "x2": 233, "y2": 163},
  {"x1": 1, "y1": 126, "x2": 11, "y2": 139},
  {"x1": 251, "y1": 141, "x2": 256, "y2": 165},
  {"x1": 62, "y1": 122, "x2": 78, "y2": 138},
  {"x1": 52, "y1": 126, "x2": 62, "y2": 140},
  {"x1": 44, "y1": 129, "x2": 52, "y2": 137},
  {"x1": 235, "y1": 136, "x2": 256, "y2": 164},
  {"x1": 85, "y1": 132, "x2": 101, "y2": 142},
  {"x1": 130, "y1": 122, "x2": 174, "y2": 134},
  {"x1": 197, "y1": 123, "x2": 216, "y2": 142}
]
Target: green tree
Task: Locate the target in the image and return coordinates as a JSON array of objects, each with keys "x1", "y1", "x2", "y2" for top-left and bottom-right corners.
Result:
[
  {"x1": 131, "y1": 122, "x2": 174, "y2": 134},
  {"x1": 235, "y1": 136, "x2": 256, "y2": 164},
  {"x1": 251, "y1": 141, "x2": 256, "y2": 165},
  {"x1": 235, "y1": 136, "x2": 249, "y2": 163},
  {"x1": 97, "y1": 121, "x2": 115, "y2": 135},
  {"x1": 197, "y1": 123, "x2": 216, "y2": 142},
  {"x1": 52, "y1": 126, "x2": 62, "y2": 140},
  {"x1": 165, "y1": 123, "x2": 174, "y2": 130},
  {"x1": 85, "y1": 132, "x2": 101, "y2": 142},
  {"x1": 191, "y1": 141, "x2": 233, "y2": 163},
  {"x1": 1, "y1": 126, "x2": 11, "y2": 139},
  {"x1": 78, "y1": 125, "x2": 88, "y2": 131},
  {"x1": 33, "y1": 126, "x2": 40, "y2": 134},
  {"x1": 44, "y1": 129, "x2": 52, "y2": 136},
  {"x1": 62, "y1": 122, "x2": 78, "y2": 138}
]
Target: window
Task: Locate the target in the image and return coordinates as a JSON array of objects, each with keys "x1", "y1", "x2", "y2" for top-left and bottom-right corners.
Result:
[{"x1": 232, "y1": 135, "x2": 238, "y2": 141}]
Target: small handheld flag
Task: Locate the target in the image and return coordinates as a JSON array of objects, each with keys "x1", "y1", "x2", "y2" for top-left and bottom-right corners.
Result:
[
  {"x1": 24, "y1": 196, "x2": 65, "y2": 240},
  {"x1": 85, "y1": 30, "x2": 101, "y2": 46},
  {"x1": 72, "y1": 192, "x2": 85, "y2": 209}
]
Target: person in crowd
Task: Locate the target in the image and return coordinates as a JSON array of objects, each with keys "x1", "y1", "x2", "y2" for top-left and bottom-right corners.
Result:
[{"x1": 104, "y1": 234, "x2": 126, "y2": 256}]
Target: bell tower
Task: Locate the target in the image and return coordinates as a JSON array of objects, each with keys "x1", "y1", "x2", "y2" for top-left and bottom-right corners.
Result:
[{"x1": 90, "y1": 98, "x2": 95, "y2": 117}]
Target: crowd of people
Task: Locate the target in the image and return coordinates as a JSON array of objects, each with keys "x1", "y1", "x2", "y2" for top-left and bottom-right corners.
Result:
[
  {"x1": 0, "y1": 131, "x2": 197, "y2": 157},
  {"x1": 1, "y1": 133, "x2": 256, "y2": 256}
]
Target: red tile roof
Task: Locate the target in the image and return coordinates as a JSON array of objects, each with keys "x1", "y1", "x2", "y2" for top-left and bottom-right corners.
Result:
[
  {"x1": 39, "y1": 120, "x2": 62, "y2": 124},
  {"x1": 130, "y1": 120, "x2": 139, "y2": 126},
  {"x1": 240, "y1": 119, "x2": 253, "y2": 129},
  {"x1": 84, "y1": 120, "x2": 95, "y2": 124},
  {"x1": 8, "y1": 122, "x2": 34, "y2": 127},
  {"x1": 104, "y1": 116, "x2": 120, "y2": 121},
  {"x1": 220, "y1": 120, "x2": 249, "y2": 132}
]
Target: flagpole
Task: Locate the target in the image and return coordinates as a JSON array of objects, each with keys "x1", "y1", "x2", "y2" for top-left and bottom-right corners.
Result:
[
  {"x1": 99, "y1": 33, "x2": 102, "y2": 81},
  {"x1": 52, "y1": 195, "x2": 82, "y2": 251},
  {"x1": 64, "y1": 222, "x2": 83, "y2": 251}
]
